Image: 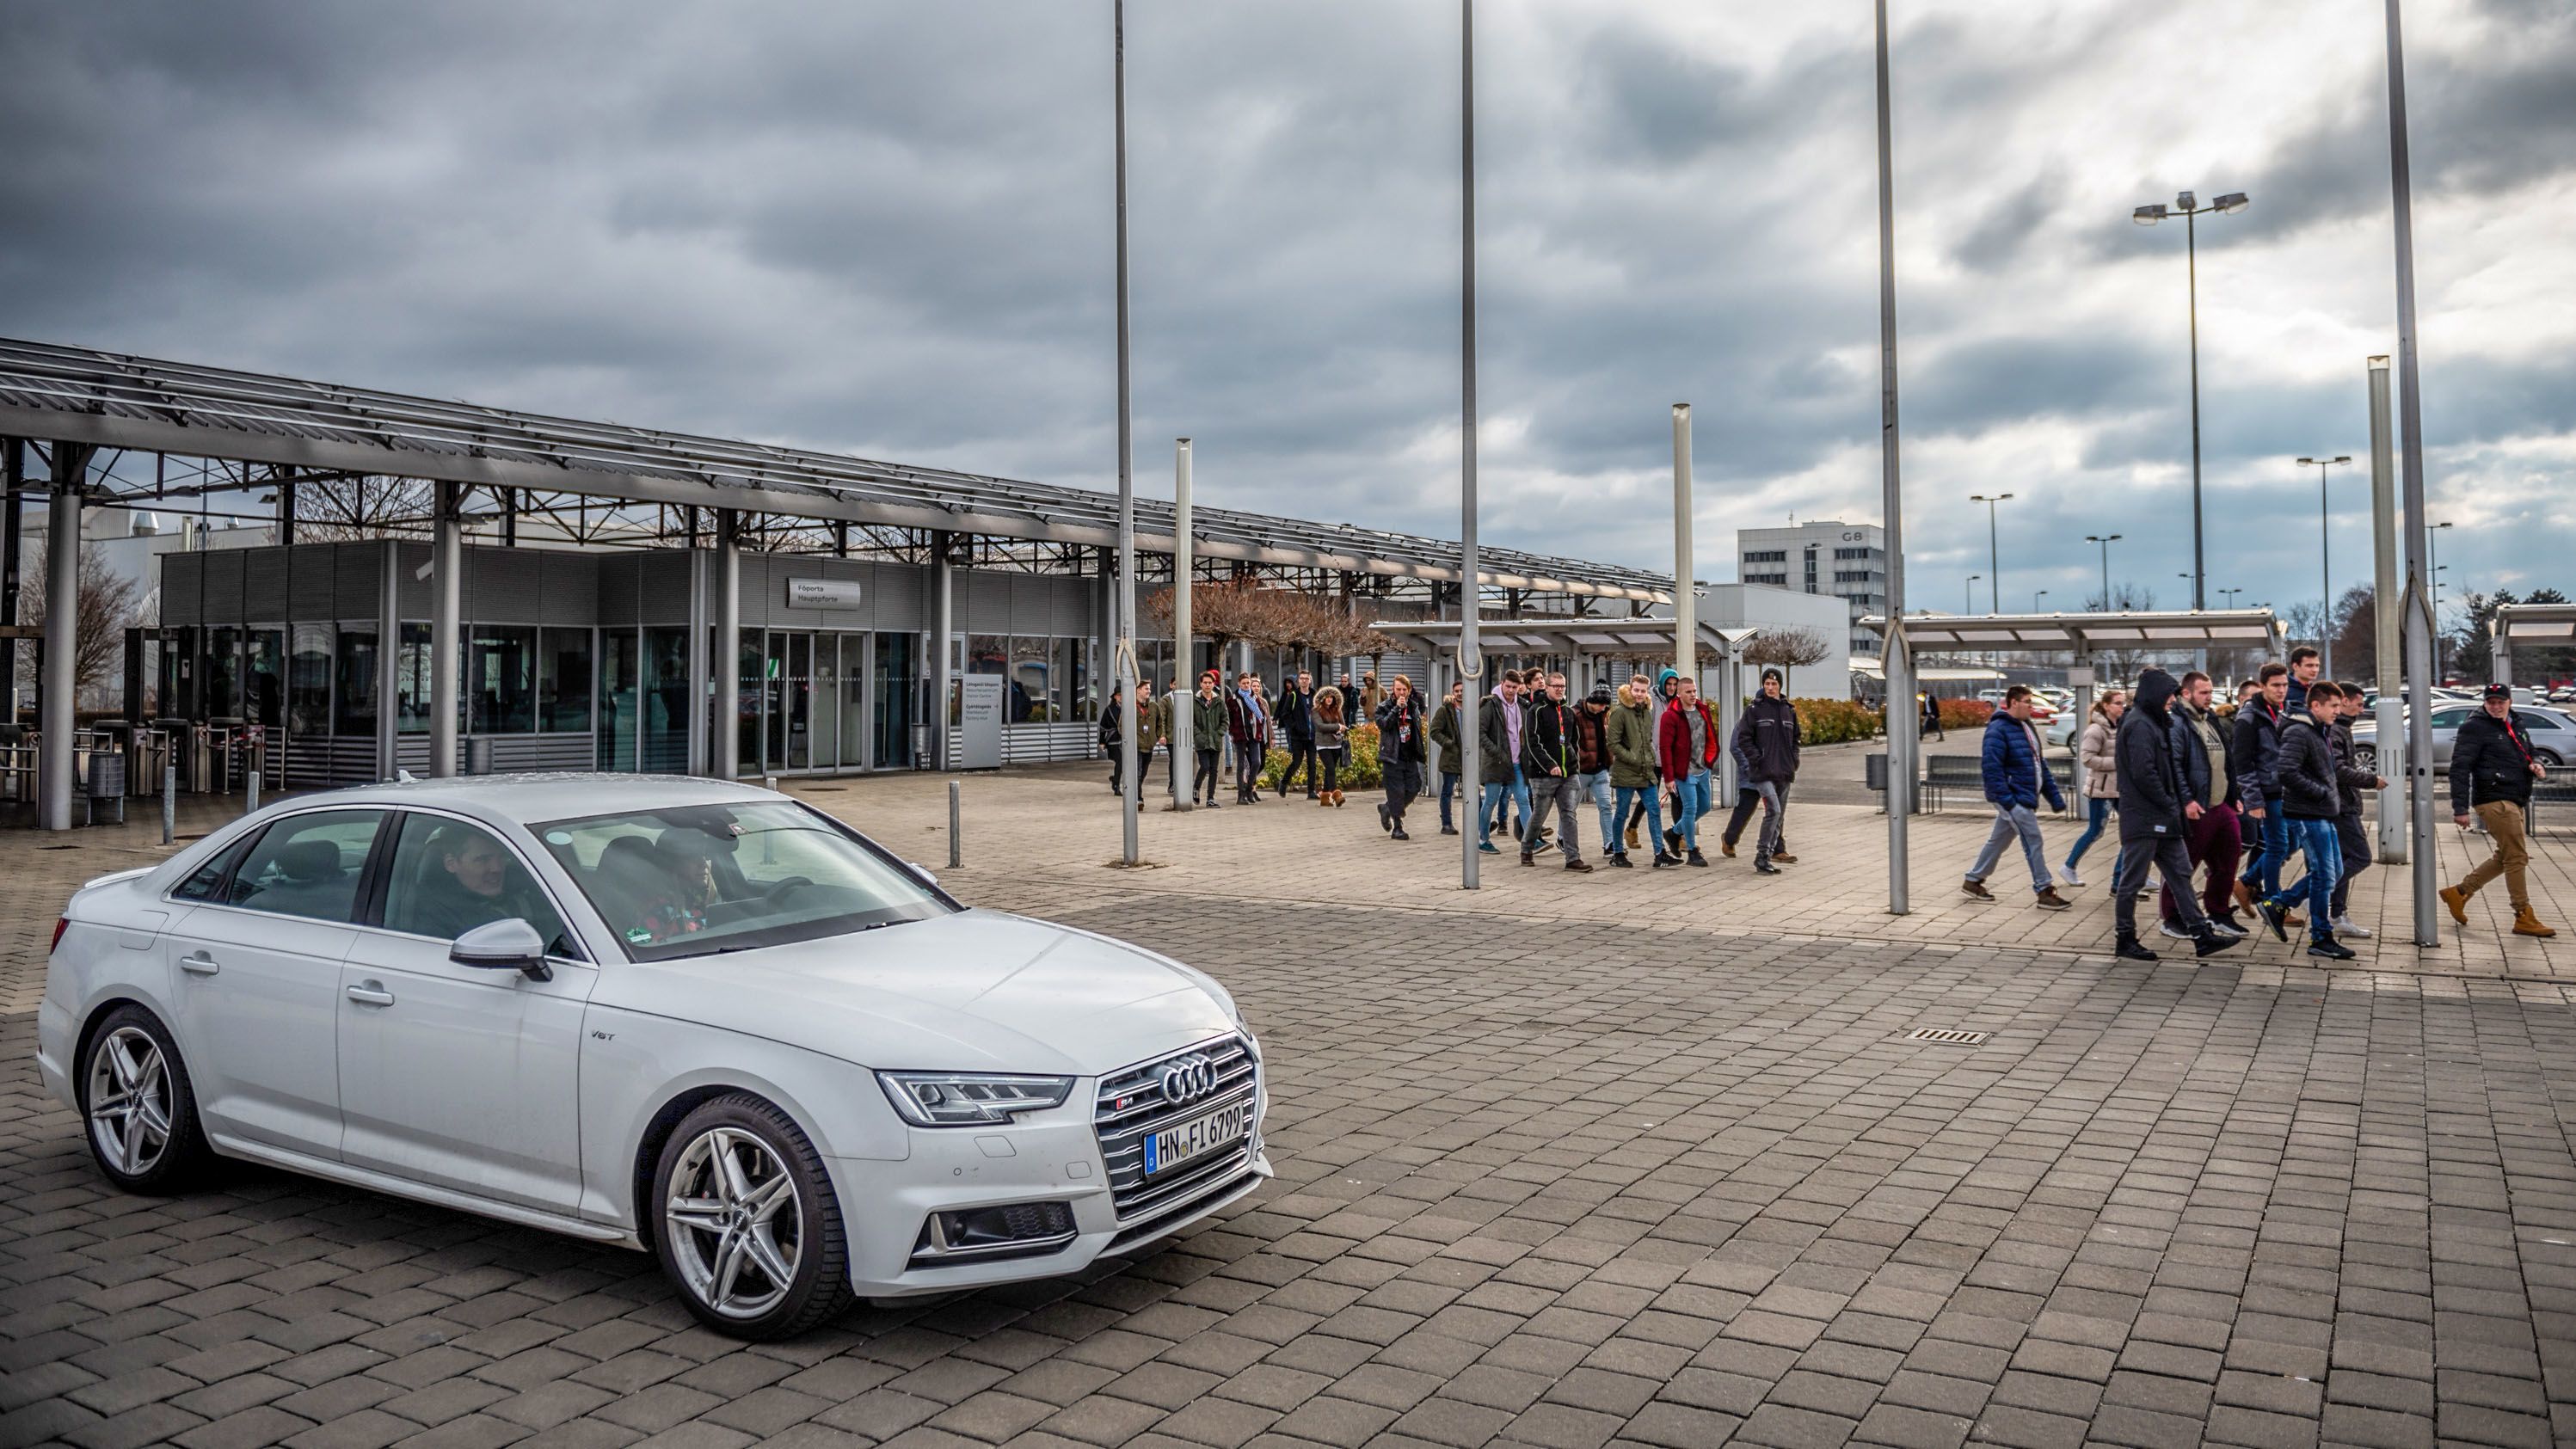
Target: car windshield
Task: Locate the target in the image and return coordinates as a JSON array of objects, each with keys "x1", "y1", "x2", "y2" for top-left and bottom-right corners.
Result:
[{"x1": 533, "y1": 801, "x2": 950, "y2": 961}]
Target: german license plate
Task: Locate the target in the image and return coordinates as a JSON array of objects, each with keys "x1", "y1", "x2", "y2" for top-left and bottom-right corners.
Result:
[{"x1": 1144, "y1": 1101, "x2": 1251, "y2": 1175}]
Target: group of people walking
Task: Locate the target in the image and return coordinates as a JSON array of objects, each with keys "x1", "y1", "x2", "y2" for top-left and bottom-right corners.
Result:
[
  {"x1": 1963, "y1": 644, "x2": 2554, "y2": 962},
  {"x1": 1103, "y1": 660, "x2": 1806, "y2": 872}
]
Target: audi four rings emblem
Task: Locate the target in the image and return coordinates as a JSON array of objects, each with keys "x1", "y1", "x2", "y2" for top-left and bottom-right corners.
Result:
[{"x1": 1159, "y1": 1055, "x2": 1217, "y2": 1105}]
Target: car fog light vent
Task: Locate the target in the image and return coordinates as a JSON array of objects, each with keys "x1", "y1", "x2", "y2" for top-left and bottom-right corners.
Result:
[
  {"x1": 916, "y1": 1200, "x2": 1079, "y2": 1264},
  {"x1": 1904, "y1": 1028, "x2": 1989, "y2": 1046}
]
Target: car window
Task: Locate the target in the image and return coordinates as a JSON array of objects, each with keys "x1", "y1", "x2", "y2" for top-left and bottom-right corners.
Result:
[
  {"x1": 535, "y1": 801, "x2": 950, "y2": 961},
  {"x1": 2431, "y1": 708, "x2": 2471, "y2": 728},
  {"x1": 173, "y1": 836, "x2": 255, "y2": 904},
  {"x1": 2514, "y1": 711, "x2": 2558, "y2": 734},
  {"x1": 379, "y1": 813, "x2": 579, "y2": 958},
  {"x1": 225, "y1": 810, "x2": 386, "y2": 923}
]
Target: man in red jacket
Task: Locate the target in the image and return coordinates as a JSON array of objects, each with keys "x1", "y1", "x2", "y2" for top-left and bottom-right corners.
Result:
[{"x1": 1657, "y1": 676, "x2": 1721, "y2": 866}]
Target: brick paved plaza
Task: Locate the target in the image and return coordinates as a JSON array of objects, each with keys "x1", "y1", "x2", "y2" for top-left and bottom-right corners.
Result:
[{"x1": 8, "y1": 764, "x2": 2576, "y2": 1448}]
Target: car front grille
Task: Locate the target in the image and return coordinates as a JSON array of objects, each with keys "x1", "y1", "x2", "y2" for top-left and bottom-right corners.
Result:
[{"x1": 1093, "y1": 1035, "x2": 1258, "y2": 1232}]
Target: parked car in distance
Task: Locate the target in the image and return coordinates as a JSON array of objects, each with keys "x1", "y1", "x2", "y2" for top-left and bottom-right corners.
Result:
[
  {"x1": 2348, "y1": 703, "x2": 2576, "y2": 772},
  {"x1": 38, "y1": 776, "x2": 1270, "y2": 1340}
]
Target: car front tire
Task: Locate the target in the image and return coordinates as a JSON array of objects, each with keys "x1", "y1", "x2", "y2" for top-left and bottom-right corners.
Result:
[
  {"x1": 77, "y1": 1005, "x2": 212, "y2": 1194},
  {"x1": 649, "y1": 1093, "x2": 853, "y2": 1340}
]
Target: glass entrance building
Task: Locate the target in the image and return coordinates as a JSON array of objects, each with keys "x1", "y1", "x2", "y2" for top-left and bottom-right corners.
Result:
[{"x1": 156, "y1": 540, "x2": 1100, "y2": 787}]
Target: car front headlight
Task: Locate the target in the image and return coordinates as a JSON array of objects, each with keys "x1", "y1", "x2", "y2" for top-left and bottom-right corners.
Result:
[{"x1": 876, "y1": 1071, "x2": 1076, "y2": 1128}]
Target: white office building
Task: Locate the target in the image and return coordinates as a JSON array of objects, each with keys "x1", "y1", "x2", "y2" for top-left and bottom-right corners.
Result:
[{"x1": 1737, "y1": 520, "x2": 1885, "y2": 656}]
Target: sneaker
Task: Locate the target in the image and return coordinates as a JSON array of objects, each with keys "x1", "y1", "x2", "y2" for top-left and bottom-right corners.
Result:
[
  {"x1": 2116, "y1": 936, "x2": 2159, "y2": 961},
  {"x1": 1565, "y1": 857, "x2": 1594, "y2": 873},
  {"x1": 1391, "y1": 827, "x2": 1411, "y2": 841},
  {"x1": 2256, "y1": 901, "x2": 2289, "y2": 942},
  {"x1": 2209, "y1": 912, "x2": 2249, "y2": 938},
  {"x1": 1755, "y1": 857, "x2": 1781, "y2": 875},
  {"x1": 1378, "y1": 803, "x2": 1392, "y2": 832},
  {"x1": 1664, "y1": 828, "x2": 1681, "y2": 856},
  {"x1": 2035, "y1": 888, "x2": 2072, "y2": 912},
  {"x1": 1687, "y1": 849, "x2": 1709, "y2": 867},
  {"x1": 1770, "y1": 853, "x2": 1798, "y2": 865},
  {"x1": 2308, "y1": 934, "x2": 2357, "y2": 961},
  {"x1": 1478, "y1": 841, "x2": 1500, "y2": 855},
  {"x1": 2195, "y1": 930, "x2": 2241, "y2": 957},
  {"x1": 2060, "y1": 864, "x2": 2086, "y2": 887},
  {"x1": 2158, "y1": 920, "x2": 2193, "y2": 939},
  {"x1": 1520, "y1": 851, "x2": 1536, "y2": 868},
  {"x1": 1651, "y1": 851, "x2": 1680, "y2": 869},
  {"x1": 1204, "y1": 799, "x2": 1220, "y2": 808},
  {"x1": 1440, "y1": 825, "x2": 1460, "y2": 836},
  {"x1": 2330, "y1": 914, "x2": 2372, "y2": 939},
  {"x1": 1961, "y1": 879, "x2": 1995, "y2": 900},
  {"x1": 1608, "y1": 852, "x2": 1633, "y2": 869}
]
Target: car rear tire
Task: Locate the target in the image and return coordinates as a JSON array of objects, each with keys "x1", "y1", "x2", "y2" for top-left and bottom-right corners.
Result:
[
  {"x1": 2356, "y1": 745, "x2": 2376, "y2": 773},
  {"x1": 650, "y1": 1093, "x2": 852, "y2": 1340},
  {"x1": 2540, "y1": 750, "x2": 2564, "y2": 767},
  {"x1": 77, "y1": 1005, "x2": 213, "y2": 1194}
]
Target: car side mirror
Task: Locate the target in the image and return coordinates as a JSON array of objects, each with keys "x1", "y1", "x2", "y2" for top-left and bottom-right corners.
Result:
[
  {"x1": 451, "y1": 918, "x2": 553, "y2": 982},
  {"x1": 909, "y1": 863, "x2": 938, "y2": 887}
]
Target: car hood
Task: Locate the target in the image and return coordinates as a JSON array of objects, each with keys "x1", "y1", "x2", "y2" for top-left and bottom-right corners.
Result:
[{"x1": 588, "y1": 909, "x2": 1239, "y2": 1077}]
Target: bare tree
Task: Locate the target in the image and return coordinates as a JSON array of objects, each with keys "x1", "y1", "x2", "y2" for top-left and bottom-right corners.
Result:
[
  {"x1": 16, "y1": 540, "x2": 144, "y2": 697},
  {"x1": 287, "y1": 476, "x2": 437, "y2": 541},
  {"x1": 1740, "y1": 626, "x2": 1833, "y2": 670}
]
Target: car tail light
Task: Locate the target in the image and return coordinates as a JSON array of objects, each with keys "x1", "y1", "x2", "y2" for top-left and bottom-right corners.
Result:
[{"x1": 51, "y1": 918, "x2": 70, "y2": 955}]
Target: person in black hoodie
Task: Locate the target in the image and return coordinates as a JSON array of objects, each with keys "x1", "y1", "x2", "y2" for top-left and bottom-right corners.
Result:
[
  {"x1": 2112, "y1": 668, "x2": 2239, "y2": 961},
  {"x1": 1374, "y1": 676, "x2": 1428, "y2": 840},
  {"x1": 1732, "y1": 667, "x2": 1801, "y2": 875},
  {"x1": 2253, "y1": 679, "x2": 2353, "y2": 958},
  {"x1": 2232, "y1": 663, "x2": 2290, "y2": 914},
  {"x1": 1274, "y1": 671, "x2": 1317, "y2": 800}
]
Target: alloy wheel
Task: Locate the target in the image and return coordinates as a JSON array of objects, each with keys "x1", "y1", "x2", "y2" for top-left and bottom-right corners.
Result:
[
  {"x1": 662, "y1": 1127, "x2": 802, "y2": 1320},
  {"x1": 87, "y1": 1026, "x2": 174, "y2": 1176}
]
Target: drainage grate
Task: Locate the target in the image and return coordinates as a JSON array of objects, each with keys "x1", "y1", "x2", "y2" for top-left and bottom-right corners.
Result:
[{"x1": 1905, "y1": 1028, "x2": 1989, "y2": 1046}]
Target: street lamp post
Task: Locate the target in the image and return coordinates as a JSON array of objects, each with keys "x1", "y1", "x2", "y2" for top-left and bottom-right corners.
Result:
[
  {"x1": 2429, "y1": 519, "x2": 2452, "y2": 682},
  {"x1": 2219, "y1": 586, "x2": 2244, "y2": 609},
  {"x1": 2034, "y1": 588, "x2": 2048, "y2": 612},
  {"x1": 2134, "y1": 189, "x2": 2249, "y2": 616},
  {"x1": 1965, "y1": 575, "x2": 1980, "y2": 614},
  {"x1": 2084, "y1": 533, "x2": 2123, "y2": 609},
  {"x1": 1457, "y1": 0, "x2": 1482, "y2": 892},
  {"x1": 1969, "y1": 492, "x2": 2013, "y2": 613},
  {"x1": 1111, "y1": 0, "x2": 1139, "y2": 867},
  {"x1": 2296, "y1": 454, "x2": 2354, "y2": 672}
]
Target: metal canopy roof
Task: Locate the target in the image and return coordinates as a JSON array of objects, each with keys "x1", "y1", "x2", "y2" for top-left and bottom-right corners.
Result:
[
  {"x1": 2493, "y1": 603, "x2": 2576, "y2": 642},
  {"x1": 1367, "y1": 616, "x2": 1749, "y2": 660},
  {"x1": 0, "y1": 336, "x2": 1671, "y2": 604},
  {"x1": 1860, "y1": 609, "x2": 2285, "y2": 654}
]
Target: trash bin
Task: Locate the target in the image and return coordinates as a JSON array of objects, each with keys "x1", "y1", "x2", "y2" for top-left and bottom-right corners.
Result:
[
  {"x1": 85, "y1": 751, "x2": 126, "y2": 826},
  {"x1": 911, "y1": 723, "x2": 931, "y2": 770},
  {"x1": 465, "y1": 737, "x2": 495, "y2": 776}
]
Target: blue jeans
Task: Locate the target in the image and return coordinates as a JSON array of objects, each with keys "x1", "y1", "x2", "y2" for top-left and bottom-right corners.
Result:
[
  {"x1": 1578, "y1": 771, "x2": 1616, "y2": 852},
  {"x1": 1614, "y1": 785, "x2": 1663, "y2": 855},
  {"x1": 1479, "y1": 766, "x2": 1533, "y2": 847},
  {"x1": 1673, "y1": 768, "x2": 1716, "y2": 850},
  {"x1": 2240, "y1": 801, "x2": 2290, "y2": 898},
  {"x1": 1438, "y1": 771, "x2": 1460, "y2": 830},
  {"x1": 2266, "y1": 817, "x2": 2341, "y2": 939},
  {"x1": 2065, "y1": 797, "x2": 2112, "y2": 869},
  {"x1": 1967, "y1": 804, "x2": 2054, "y2": 893}
]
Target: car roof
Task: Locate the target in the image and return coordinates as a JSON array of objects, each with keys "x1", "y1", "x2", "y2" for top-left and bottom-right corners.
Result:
[{"x1": 295, "y1": 772, "x2": 781, "y2": 827}]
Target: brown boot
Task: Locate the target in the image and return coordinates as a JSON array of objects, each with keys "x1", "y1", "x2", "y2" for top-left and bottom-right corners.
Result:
[
  {"x1": 2514, "y1": 906, "x2": 2556, "y2": 938},
  {"x1": 2438, "y1": 884, "x2": 2469, "y2": 924}
]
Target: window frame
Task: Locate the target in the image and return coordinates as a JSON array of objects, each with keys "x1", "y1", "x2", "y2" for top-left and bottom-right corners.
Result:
[
  {"x1": 163, "y1": 806, "x2": 397, "y2": 926},
  {"x1": 360, "y1": 807, "x2": 590, "y2": 962}
]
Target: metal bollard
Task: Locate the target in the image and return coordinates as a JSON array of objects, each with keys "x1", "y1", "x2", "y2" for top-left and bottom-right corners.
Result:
[
  {"x1": 246, "y1": 763, "x2": 259, "y2": 815},
  {"x1": 162, "y1": 763, "x2": 175, "y2": 845},
  {"x1": 948, "y1": 780, "x2": 962, "y2": 869}
]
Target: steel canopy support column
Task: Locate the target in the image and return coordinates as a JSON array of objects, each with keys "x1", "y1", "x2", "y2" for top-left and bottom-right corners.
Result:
[
  {"x1": 685, "y1": 549, "x2": 709, "y2": 777},
  {"x1": 1673, "y1": 405, "x2": 1694, "y2": 690},
  {"x1": 1171, "y1": 440, "x2": 1194, "y2": 812},
  {"x1": 2368, "y1": 356, "x2": 2406, "y2": 863},
  {"x1": 40, "y1": 446, "x2": 85, "y2": 831},
  {"x1": 3, "y1": 438, "x2": 22, "y2": 723},
  {"x1": 377, "y1": 538, "x2": 399, "y2": 780},
  {"x1": 716, "y1": 510, "x2": 741, "y2": 780},
  {"x1": 429, "y1": 481, "x2": 463, "y2": 777},
  {"x1": 932, "y1": 530, "x2": 954, "y2": 772}
]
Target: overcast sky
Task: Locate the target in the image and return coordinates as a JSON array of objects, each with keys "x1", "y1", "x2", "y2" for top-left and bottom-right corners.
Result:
[{"x1": 3, "y1": 0, "x2": 2569, "y2": 626}]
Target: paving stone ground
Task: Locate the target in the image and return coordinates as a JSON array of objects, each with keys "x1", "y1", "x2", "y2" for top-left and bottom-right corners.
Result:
[{"x1": 6, "y1": 764, "x2": 2576, "y2": 1448}]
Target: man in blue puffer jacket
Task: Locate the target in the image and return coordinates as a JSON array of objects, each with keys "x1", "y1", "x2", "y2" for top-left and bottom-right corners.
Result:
[{"x1": 1962, "y1": 685, "x2": 2072, "y2": 909}]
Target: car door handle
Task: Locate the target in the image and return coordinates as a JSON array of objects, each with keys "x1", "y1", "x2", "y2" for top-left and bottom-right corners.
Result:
[
  {"x1": 345, "y1": 981, "x2": 397, "y2": 1007},
  {"x1": 179, "y1": 952, "x2": 219, "y2": 977}
]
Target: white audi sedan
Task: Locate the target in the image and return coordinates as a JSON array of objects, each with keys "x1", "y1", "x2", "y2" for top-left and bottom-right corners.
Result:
[{"x1": 36, "y1": 776, "x2": 1269, "y2": 1340}]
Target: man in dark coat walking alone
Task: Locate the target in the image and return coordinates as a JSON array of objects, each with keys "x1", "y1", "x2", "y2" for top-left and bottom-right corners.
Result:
[{"x1": 2113, "y1": 668, "x2": 2240, "y2": 961}]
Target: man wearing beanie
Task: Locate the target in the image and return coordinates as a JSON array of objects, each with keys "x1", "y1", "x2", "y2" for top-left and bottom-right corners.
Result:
[{"x1": 1732, "y1": 666, "x2": 1802, "y2": 875}]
